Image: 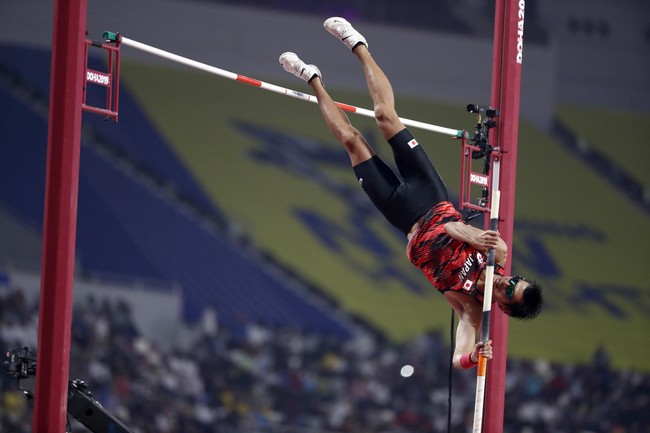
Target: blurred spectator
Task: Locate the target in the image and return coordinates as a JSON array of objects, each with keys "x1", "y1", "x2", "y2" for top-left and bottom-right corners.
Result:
[{"x1": 1, "y1": 285, "x2": 649, "y2": 432}]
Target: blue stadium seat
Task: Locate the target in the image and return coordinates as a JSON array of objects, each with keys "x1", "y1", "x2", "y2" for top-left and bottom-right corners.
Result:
[
  {"x1": 0, "y1": 43, "x2": 224, "y2": 222},
  {"x1": 0, "y1": 63, "x2": 352, "y2": 338}
]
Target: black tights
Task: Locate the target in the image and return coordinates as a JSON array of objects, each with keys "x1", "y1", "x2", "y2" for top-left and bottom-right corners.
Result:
[{"x1": 353, "y1": 128, "x2": 449, "y2": 235}]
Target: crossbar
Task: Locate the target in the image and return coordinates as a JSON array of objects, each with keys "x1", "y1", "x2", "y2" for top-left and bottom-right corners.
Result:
[{"x1": 116, "y1": 35, "x2": 463, "y2": 138}]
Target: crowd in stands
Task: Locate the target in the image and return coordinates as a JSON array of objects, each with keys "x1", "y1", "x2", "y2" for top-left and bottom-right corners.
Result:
[{"x1": 1, "y1": 285, "x2": 648, "y2": 433}]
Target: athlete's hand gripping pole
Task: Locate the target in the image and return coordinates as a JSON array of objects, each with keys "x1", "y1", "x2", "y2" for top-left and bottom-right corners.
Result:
[{"x1": 472, "y1": 189, "x2": 500, "y2": 433}]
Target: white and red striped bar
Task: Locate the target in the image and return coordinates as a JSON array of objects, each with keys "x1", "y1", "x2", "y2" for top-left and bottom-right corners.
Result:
[{"x1": 119, "y1": 36, "x2": 462, "y2": 138}]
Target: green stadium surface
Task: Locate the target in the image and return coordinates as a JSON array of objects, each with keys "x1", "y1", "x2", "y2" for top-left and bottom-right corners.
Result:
[
  {"x1": 556, "y1": 104, "x2": 650, "y2": 189},
  {"x1": 120, "y1": 61, "x2": 650, "y2": 372}
]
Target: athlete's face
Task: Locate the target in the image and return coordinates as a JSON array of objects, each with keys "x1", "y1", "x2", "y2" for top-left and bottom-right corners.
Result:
[{"x1": 493, "y1": 275, "x2": 527, "y2": 315}]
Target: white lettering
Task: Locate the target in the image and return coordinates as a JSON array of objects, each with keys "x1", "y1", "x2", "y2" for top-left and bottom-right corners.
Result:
[
  {"x1": 516, "y1": 0, "x2": 525, "y2": 64},
  {"x1": 86, "y1": 70, "x2": 111, "y2": 86},
  {"x1": 470, "y1": 173, "x2": 489, "y2": 186},
  {"x1": 458, "y1": 255, "x2": 475, "y2": 282}
]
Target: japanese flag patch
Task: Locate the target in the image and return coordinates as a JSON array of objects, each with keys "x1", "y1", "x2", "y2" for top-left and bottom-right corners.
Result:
[
  {"x1": 462, "y1": 280, "x2": 473, "y2": 291},
  {"x1": 408, "y1": 138, "x2": 419, "y2": 148}
]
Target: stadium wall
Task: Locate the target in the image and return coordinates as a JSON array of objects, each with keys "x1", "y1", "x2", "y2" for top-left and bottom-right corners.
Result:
[
  {"x1": 0, "y1": 0, "x2": 556, "y2": 127},
  {"x1": 1, "y1": 268, "x2": 183, "y2": 349}
]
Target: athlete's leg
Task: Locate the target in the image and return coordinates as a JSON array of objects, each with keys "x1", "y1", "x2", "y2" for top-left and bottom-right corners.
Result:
[
  {"x1": 353, "y1": 45, "x2": 405, "y2": 141},
  {"x1": 324, "y1": 17, "x2": 404, "y2": 141},
  {"x1": 279, "y1": 51, "x2": 404, "y2": 230},
  {"x1": 324, "y1": 18, "x2": 449, "y2": 215},
  {"x1": 349, "y1": 40, "x2": 447, "y2": 201},
  {"x1": 308, "y1": 77, "x2": 374, "y2": 166},
  {"x1": 308, "y1": 64, "x2": 442, "y2": 232},
  {"x1": 279, "y1": 52, "x2": 373, "y2": 166}
]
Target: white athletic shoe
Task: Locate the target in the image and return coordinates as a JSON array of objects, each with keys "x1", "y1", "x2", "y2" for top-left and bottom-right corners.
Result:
[
  {"x1": 279, "y1": 52, "x2": 321, "y2": 83},
  {"x1": 324, "y1": 17, "x2": 368, "y2": 51}
]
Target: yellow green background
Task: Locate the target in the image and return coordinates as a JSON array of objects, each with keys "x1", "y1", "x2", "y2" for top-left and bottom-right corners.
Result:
[{"x1": 121, "y1": 61, "x2": 650, "y2": 372}]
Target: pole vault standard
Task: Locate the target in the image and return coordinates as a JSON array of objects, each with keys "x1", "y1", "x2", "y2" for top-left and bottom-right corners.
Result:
[
  {"x1": 483, "y1": 0, "x2": 527, "y2": 431},
  {"x1": 93, "y1": 33, "x2": 463, "y2": 138},
  {"x1": 33, "y1": 0, "x2": 86, "y2": 432}
]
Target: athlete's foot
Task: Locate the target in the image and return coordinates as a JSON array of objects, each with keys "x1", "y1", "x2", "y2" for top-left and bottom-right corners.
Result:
[
  {"x1": 324, "y1": 17, "x2": 368, "y2": 51},
  {"x1": 279, "y1": 52, "x2": 321, "y2": 83}
]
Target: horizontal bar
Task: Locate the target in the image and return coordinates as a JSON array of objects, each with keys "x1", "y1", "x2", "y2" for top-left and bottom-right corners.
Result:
[
  {"x1": 81, "y1": 103, "x2": 118, "y2": 119},
  {"x1": 117, "y1": 35, "x2": 463, "y2": 137}
]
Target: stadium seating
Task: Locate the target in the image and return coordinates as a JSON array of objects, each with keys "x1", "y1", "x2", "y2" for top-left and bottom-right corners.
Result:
[
  {"x1": 0, "y1": 48, "x2": 353, "y2": 337},
  {"x1": 0, "y1": 43, "x2": 224, "y2": 221}
]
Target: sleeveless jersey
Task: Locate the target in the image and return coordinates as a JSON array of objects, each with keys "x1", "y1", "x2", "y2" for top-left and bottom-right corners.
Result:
[{"x1": 406, "y1": 201, "x2": 504, "y2": 302}]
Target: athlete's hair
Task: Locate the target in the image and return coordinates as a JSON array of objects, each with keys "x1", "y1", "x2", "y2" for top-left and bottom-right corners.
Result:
[{"x1": 509, "y1": 278, "x2": 543, "y2": 321}]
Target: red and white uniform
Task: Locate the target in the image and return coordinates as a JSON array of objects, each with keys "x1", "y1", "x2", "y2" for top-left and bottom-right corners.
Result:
[{"x1": 406, "y1": 201, "x2": 504, "y2": 302}]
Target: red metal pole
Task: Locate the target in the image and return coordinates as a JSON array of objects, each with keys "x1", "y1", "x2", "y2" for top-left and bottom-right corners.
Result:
[
  {"x1": 33, "y1": 1, "x2": 87, "y2": 432},
  {"x1": 484, "y1": 0, "x2": 525, "y2": 431}
]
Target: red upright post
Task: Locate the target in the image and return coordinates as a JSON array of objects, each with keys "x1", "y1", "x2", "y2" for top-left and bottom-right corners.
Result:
[
  {"x1": 484, "y1": 0, "x2": 525, "y2": 431},
  {"x1": 32, "y1": 1, "x2": 87, "y2": 432}
]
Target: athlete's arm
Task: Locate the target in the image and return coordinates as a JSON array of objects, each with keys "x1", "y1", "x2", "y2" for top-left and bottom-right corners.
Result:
[
  {"x1": 444, "y1": 221, "x2": 508, "y2": 265},
  {"x1": 453, "y1": 313, "x2": 478, "y2": 368},
  {"x1": 452, "y1": 313, "x2": 493, "y2": 369}
]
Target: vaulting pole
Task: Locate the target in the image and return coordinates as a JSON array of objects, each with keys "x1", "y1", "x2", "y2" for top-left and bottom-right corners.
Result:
[
  {"x1": 473, "y1": 190, "x2": 501, "y2": 432},
  {"x1": 483, "y1": 0, "x2": 526, "y2": 431},
  {"x1": 33, "y1": 1, "x2": 86, "y2": 432}
]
